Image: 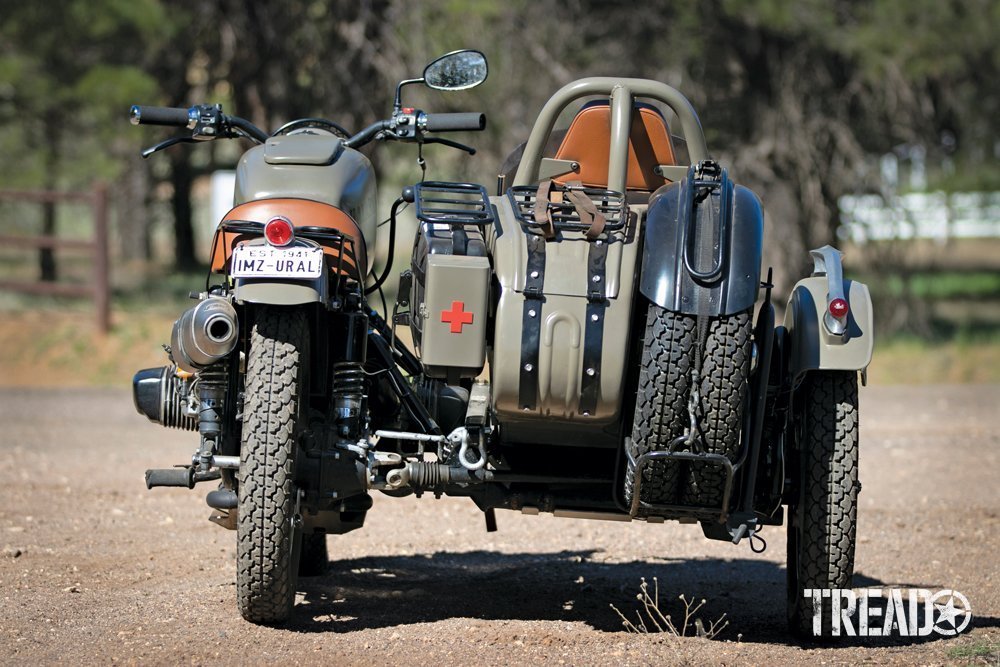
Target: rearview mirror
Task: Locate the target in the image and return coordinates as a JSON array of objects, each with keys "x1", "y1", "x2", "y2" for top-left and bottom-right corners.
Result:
[{"x1": 423, "y1": 50, "x2": 488, "y2": 91}]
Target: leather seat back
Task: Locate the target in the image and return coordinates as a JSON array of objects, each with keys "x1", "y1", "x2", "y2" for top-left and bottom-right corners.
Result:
[{"x1": 552, "y1": 101, "x2": 676, "y2": 191}]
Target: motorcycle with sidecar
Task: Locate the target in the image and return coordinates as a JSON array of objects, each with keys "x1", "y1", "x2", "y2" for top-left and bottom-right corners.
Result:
[{"x1": 130, "y1": 50, "x2": 873, "y2": 635}]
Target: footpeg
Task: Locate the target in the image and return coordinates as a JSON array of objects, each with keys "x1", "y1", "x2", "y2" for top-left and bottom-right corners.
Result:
[{"x1": 145, "y1": 467, "x2": 195, "y2": 489}]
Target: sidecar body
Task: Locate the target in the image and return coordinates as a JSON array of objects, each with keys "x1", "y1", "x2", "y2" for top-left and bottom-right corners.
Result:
[{"x1": 403, "y1": 77, "x2": 873, "y2": 635}]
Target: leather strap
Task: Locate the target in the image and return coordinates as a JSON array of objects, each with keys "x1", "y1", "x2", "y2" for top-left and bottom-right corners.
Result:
[
  {"x1": 565, "y1": 188, "x2": 607, "y2": 240},
  {"x1": 579, "y1": 237, "x2": 608, "y2": 415},
  {"x1": 518, "y1": 233, "x2": 546, "y2": 411},
  {"x1": 533, "y1": 179, "x2": 556, "y2": 240}
]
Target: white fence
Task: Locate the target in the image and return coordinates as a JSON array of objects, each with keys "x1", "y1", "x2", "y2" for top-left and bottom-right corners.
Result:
[{"x1": 839, "y1": 191, "x2": 1000, "y2": 243}]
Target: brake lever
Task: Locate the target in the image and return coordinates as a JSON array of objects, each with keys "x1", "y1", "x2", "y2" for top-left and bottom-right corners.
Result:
[
  {"x1": 422, "y1": 136, "x2": 476, "y2": 156},
  {"x1": 141, "y1": 136, "x2": 199, "y2": 159}
]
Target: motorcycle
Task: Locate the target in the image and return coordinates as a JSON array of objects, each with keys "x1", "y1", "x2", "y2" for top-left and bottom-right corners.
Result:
[{"x1": 131, "y1": 50, "x2": 874, "y2": 636}]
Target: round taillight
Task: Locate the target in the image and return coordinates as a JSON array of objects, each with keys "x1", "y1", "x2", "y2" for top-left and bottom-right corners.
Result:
[
  {"x1": 264, "y1": 217, "x2": 294, "y2": 246},
  {"x1": 829, "y1": 297, "x2": 849, "y2": 319}
]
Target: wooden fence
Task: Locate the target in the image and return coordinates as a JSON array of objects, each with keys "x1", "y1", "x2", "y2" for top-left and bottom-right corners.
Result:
[{"x1": 0, "y1": 185, "x2": 110, "y2": 332}]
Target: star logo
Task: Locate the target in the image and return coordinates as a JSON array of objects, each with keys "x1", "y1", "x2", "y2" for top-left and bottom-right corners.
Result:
[{"x1": 930, "y1": 589, "x2": 972, "y2": 635}]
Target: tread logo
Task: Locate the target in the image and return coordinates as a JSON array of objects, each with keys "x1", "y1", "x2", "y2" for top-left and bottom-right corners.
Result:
[{"x1": 804, "y1": 588, "x2": 972, "y2": 637}]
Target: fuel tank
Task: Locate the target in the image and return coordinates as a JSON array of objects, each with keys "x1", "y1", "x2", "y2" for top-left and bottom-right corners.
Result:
[{"x1": 233, "y1": 133, "x2": 378, "y2": 254}]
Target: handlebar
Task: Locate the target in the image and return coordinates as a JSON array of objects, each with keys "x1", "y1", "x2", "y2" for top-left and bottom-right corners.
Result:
[
  {"x1": 343, "y1": 120, "x2": 391, "y2": 149},
  {"x1": 131, "y1": 102, "x2": 485, "y2": 155},
  {"x1": 130, "y1": 105, "x2": 193, "y2": 128},
  {"x1": 422, "y1": 112, "x2": 486, "y2": 132}
]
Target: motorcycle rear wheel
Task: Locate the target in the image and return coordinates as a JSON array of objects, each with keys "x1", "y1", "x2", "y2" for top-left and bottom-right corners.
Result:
[{"x1": 236, "y1": 306, "x2": 308, "y2": 625}]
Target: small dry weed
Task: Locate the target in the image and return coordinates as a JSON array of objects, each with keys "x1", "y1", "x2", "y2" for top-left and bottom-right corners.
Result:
[{"x1": 610, "y1": 577, "x2": 732, "y2": 639}]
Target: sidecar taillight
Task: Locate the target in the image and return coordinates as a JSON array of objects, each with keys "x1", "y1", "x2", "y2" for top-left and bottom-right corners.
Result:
[
  {"x1": 264, "y1": 217, "x2": 294, "y2": 247},
  {"x1": 828, "y1": 297, "x2": 849, "y2": 319}
]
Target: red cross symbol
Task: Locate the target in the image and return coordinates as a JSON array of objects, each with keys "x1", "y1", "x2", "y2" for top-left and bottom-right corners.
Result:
[{"x1": 441, "y1": 300, "x2": 474, "y2": 333}]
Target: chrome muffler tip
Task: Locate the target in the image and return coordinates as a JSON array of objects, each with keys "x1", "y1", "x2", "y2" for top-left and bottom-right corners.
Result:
[{"x1": 171, "y1": 297, "x2": 239, "y2": 372}]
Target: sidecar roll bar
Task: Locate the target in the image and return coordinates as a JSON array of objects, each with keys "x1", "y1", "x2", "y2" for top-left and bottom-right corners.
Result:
[{"x1": 512, "y1": 78, "x2": 710, "y2": 192}]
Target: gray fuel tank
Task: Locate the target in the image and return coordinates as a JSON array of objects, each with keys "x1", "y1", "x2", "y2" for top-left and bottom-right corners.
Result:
[{"x1": 234, "y1": 134, "x2": 378, "y2": 254}]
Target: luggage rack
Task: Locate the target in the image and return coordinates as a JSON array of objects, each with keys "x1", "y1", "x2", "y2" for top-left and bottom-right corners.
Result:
[
  {"x1": 507, "y1": 184, "x2": 628, "y2": 234},
  {"x1": 415, "y1": 181, "x2": 494, "y2": 226},
  {"x1": 628, "y1": 450, "x2": 735, "y2": 523},
  {"x1": 213, "y1": 219, "x2": 363, "y2": 286}
]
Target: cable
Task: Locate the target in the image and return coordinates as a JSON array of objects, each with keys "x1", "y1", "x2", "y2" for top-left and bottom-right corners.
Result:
[
  {"x1": 364, "y1": 197, "x2": 404, "y2": 295},
  {"x1": 378, "y1": 202, "x2": 407, "y2": 228},
  {"x1": 377, "y1": 282, "x2": 388, "y2": 322}
]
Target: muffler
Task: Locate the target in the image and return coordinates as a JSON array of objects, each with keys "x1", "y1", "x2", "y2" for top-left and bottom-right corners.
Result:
[{"x1": 171, "y1": 297, "x2": 239, "y2": 372}]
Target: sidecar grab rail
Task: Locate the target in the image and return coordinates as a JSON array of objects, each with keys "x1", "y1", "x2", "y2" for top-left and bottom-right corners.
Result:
[{"x1": 513, "y1": 77, "x2": 710, "y2": 191}]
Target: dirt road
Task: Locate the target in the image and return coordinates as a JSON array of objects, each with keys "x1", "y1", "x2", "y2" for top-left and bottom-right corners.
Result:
[{"x1": 1, "y1": 385, "x2": 997, "y2": 665}]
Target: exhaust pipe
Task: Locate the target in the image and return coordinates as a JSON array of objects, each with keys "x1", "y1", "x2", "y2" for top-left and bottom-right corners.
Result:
[{"x1": 171, "y1": 297, "x2": 239, "y2": 372}]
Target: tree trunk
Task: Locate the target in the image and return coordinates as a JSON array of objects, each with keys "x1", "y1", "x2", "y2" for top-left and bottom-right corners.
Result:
[
  {"x1": 39, "y1": 200, "x2": 57, "y2": 282},
  {"x1": 170, "y1": 151, "x2": 198, "y2": 271},
  {"x1": 117, "y1": 151, "x2": 152, "y2": 261},
  {"x1": 39, "y1": 117, "x2": 59, "y2": 282}
]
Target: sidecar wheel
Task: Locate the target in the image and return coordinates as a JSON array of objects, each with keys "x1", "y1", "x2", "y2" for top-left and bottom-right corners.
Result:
[
  {"x1": 787, "y1": 371, "x2": 859, "y2": 638},
  {"x1": 681, "y1": 309, "x2": 753, "y2": 507},
  {"x1": 624, "y1": 304, "x2": 696, "y2": 507},
  {"x1": 236, "y1": 307, "x2": 308, "y2": 625}
]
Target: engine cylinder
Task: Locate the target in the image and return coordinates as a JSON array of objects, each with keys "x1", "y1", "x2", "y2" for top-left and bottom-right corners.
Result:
[
  {"x1": 171, "y1": 297, "x2": 239, "y2": 372},
  {"x1": 132, "y1": 366, "x2": 197, "y2": 431}
]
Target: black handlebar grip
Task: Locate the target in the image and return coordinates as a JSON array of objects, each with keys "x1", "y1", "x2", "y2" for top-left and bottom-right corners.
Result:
[
  {"x1": 144, "y1": 468, "x2": 195, "y2": 489},
  {"x1": 130, "y1": 105, "x2": 193, "y2": 127},
  {"x1": 423, "y1": 112, "x2": 486, "y2": 132}
]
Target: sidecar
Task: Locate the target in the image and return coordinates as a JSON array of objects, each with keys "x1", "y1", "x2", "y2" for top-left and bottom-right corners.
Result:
[{"x1": 401, "y1": 77, "x2": 873, "y2": 636}]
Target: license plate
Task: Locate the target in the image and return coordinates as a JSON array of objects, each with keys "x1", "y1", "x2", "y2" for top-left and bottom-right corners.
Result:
[{"x1": 230, "y1": 245, "x2": 324, "y2": 279}]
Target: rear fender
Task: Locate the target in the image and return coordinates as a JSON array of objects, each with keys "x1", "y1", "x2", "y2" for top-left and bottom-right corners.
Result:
[
  {"x1": 234, "y1": 276, "x2": 327, "y2": 306},
  {"x1": 783, "y1": 247, "x2": 874, "y2": 382},
  {"x1": 638, "y1": 164, "x2": 764, "y2": 316},
  {"x1": 230, "y1": 236, "x2": 330, "y2": 306}
]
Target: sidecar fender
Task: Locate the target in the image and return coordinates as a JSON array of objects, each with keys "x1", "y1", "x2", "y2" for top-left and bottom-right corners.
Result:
[
  {"x1": 638, "y1": 167, "x2": 764, "y2": 317},
  {"x1": 783, "y1": 275, "x2": 874, "y2": 382}
]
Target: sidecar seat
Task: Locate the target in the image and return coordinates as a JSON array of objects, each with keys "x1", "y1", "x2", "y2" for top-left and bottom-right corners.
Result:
[
  {"x1": 499, "y1": 100, "x2": 677, "y2": 200},
  {"x1": 551, "y1": 100, "x2": 677, "y2": 195}
]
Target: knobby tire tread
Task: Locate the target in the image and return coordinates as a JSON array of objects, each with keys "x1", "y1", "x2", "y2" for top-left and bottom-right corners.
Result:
[
  {"x1": 787, "y1": 371, "x2": 859, "y2": 638},
  {"x1": 682, "y1": 309, "x2": 753, "y2": 506},
  {"x1": 625, "y1": 305, "x2": 696, "y2": 506}
]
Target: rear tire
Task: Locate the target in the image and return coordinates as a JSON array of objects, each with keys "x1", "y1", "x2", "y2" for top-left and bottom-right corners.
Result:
[
  {"x1": 624, "y1": 305, "x2": 696, "y2": 507},
  {"x1": 681, "y1": 309, "x2": 753, "y2": 506},
  {"x1": 786, "y1": 371, "x2": 859, "y2": 638},
  {"x1": 236, "y1": 307, "x2": 308, "y2": 625}
]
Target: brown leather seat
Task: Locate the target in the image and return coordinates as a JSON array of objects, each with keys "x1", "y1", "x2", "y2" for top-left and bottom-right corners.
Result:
[{"x1": 552, "y1": 101, "x2": 676, "y2": 192}]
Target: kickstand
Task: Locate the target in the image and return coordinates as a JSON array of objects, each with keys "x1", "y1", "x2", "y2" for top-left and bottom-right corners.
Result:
[{"x1": 484, "y1": 507, "x2": 497, "y2": 533}]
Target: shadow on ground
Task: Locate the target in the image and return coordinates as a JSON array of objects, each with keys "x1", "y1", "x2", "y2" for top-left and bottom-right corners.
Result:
[{"x1": 288, "y1": 549, "x2": 995, "y2": 646}]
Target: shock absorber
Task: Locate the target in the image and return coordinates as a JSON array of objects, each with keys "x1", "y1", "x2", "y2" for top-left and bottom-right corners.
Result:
[
  {"x1": 195, "y1": 362, "x2": 228, "y2": 473},
  {"x1": 331, "y1": 362, "x2": 365, "y2": 438}
]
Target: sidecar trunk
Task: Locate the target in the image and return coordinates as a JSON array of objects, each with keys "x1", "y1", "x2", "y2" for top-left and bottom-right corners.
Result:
[{"x1": 486, "y1": 102, "x2": 680, "y2": 448}]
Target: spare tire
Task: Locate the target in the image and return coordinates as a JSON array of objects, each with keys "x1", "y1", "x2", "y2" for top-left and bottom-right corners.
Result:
[
  {"x1": 624, "y1": 304, "x2": 696, "y2": 507},
  {"x1": 680, "y1": 309, "x2": 753, "y2": 507}
]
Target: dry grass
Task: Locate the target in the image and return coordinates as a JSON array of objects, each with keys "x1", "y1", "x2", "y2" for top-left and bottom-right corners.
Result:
[{"x1": 610, "y1": 577, "x2": 732, "y2": 639}]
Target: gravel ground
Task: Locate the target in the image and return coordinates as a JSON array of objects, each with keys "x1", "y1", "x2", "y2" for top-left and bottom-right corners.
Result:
[{"x1": 1, "y1": 385, "x2": 997, "y2": 665}]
